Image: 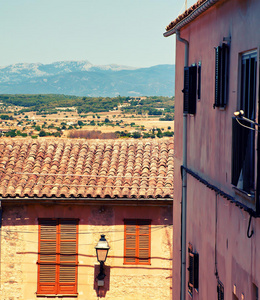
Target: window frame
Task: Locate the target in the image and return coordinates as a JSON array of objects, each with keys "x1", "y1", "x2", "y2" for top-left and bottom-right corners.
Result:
[
  {"x1": 124, "y1": 219, "x2": 151, "y2": 265},
  {"x1": 232, "y1": 49, "x2": 259, "y2": 212},
  {"x1": 37, "y1": 218, "x2": 79, "y2": 296}
]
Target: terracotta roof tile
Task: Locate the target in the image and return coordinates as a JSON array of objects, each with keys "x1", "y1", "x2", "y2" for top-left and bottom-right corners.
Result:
[{"x1": 0, "y1": 138, "x2": 174, "y2": 199}]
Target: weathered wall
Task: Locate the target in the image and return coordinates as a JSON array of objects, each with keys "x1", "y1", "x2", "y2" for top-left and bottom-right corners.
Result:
[
  {"x1": 0, "y1": 203, "x2": 172, "y2": 300},
  {"x1": 173, "y1": 0, "x2": 260, "y2": 299}
]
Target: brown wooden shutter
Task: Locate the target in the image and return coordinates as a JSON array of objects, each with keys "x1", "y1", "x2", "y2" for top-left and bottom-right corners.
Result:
[
  {"x1": 124, "y1": 220, "x2": 151, "y2": 265},
  {"x1": 38, "y1": 219, "x2": 78, "y2": 295}
]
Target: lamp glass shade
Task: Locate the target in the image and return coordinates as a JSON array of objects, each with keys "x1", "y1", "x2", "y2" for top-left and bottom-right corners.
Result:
[
  {"x1": 96, "y1": 249, "x2": 108, "y2": 263},
  {"x1": 95, "y1": 234, "x2": 110, "y2": 263}
]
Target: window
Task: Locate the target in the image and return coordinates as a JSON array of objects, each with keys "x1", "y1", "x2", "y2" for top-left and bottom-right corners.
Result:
[
  {"x1": 214, "y1": 42, "x2": 230, "y2": 108},
  {"x1": 188, "y1": 244, "x2": 199, "y2": 296},
  {"x1": 124, "y1": 219, "x2": 151, "y2": 265},
  {"x1": 37, "y1": 219, "x2": 78, "y2": 295},
  {"x1": 232, "y1": 51, "x2": 257, "y2": 197},
  {"x1": 217, "y1": 280, "x2": 224, "y2": 300},
  {"x1": 183, "y1": 65, "x2": 197, "y2": 114}
]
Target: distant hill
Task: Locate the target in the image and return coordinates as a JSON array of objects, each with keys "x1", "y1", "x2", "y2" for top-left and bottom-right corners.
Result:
[{"x1": 0, "y1": 61, "x2": 175, "y2": 97}]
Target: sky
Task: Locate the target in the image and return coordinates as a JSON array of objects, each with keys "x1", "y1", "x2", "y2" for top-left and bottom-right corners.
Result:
[{"x1": 0, "y1": 0, "x2": 196, "y2": 68}]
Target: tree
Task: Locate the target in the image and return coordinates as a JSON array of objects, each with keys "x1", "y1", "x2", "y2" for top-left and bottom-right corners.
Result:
[
  {"x1": 5, "y1": 130, "x2": 17, "y2": 137},
  {"x1": 132, "y1": 132, "x2": 141, "y2": 139},
  {"x1": 78, "y1": 120, "x2": 83, "y2": 126}
]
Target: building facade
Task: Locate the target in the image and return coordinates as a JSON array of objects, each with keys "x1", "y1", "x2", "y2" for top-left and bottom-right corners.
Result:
[
  {"x1": 0, "y1": 138, "x2": 173, "y2": 300},
  {"x1": 164, "y1": 0, "x2": 260, "y2": 299}
]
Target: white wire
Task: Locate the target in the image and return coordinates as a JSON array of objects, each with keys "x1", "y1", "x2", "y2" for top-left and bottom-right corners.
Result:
[
  {"x1": 177, "y1": 0, "x2": 186, "y2": 15},
  {"x1": 236, "y1": 118, "x2": 256, "y2": 131}
]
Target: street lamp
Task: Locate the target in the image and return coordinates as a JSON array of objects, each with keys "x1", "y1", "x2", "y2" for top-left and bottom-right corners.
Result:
[{"x1": 95, "y1": 235, "x2": 110, "y2": 285}]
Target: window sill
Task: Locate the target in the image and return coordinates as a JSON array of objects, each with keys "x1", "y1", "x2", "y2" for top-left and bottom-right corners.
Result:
[{"x1": 232, "y1": 186, "x2": 256, "y2": 210}]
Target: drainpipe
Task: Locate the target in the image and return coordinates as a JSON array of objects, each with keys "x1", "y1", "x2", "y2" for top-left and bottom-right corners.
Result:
[{"x1": 176, "y1": 29, "x2": 189, "y2": 300}]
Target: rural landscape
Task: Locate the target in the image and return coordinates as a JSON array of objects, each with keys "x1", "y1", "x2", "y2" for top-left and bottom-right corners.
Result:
[{"x1": 0, "y1": 93, "x2": 175, "y2": 139}]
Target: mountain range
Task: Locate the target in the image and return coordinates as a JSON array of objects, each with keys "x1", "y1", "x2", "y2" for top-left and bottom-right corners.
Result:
[{"x1": 0, "y1": 61, "x2": 175, "y2": 97}]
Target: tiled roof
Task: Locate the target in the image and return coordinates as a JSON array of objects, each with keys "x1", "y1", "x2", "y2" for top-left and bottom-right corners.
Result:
[
  {"x1": 0, "y1": 138, "x2": 174, "y2": 199},
  {"x1": 165, "y1": 0, "x2": 210, "y2": 32}
]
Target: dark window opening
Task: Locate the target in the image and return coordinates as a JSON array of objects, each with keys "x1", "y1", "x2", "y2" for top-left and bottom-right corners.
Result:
[
  {"x1": 214, "y1": 43, "x2": 230, "y2": 109},
  {"x1": 197, "y1": 63, "x2": 201, "y2": 101},
  {"x1": 232, "y1": 51, "x2": 257, "y2": 196}
]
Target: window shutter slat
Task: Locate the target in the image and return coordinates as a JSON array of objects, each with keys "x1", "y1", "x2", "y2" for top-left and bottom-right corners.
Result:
[
  {"x1": 60, "y1": 241, "x2": 77, "y2": 262},
  {"x1": 139, "y1": 235, "x2": 149, "y2": 248},
  {"x1": 125, "y1": 249, "x2": 136, "y2": 263},
  {"x1": 39, "y1": 265, "x2": 56, "y2": 283},
  {"x1": 126, "y1": 235, "x2": 136, "y2": 248},
  {"x1": 60, "y1": 264, "x2": 76, "y2": 282},
  {"x1": 40, "y1": 241, "x2": 57, "y2": 262}
]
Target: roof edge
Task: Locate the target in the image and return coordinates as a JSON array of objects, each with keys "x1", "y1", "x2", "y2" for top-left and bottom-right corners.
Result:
[{"x1": 163, "y1": 0, "x2": 221, "y2": 37}]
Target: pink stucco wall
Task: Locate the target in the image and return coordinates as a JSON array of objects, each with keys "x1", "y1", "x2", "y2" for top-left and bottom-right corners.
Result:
[
  {"x1": 0, "y1": 202, "x2": 172, "y2": 300},
  {"x1": 173, "y1": 0, "x2": 260, "y2": 298}
]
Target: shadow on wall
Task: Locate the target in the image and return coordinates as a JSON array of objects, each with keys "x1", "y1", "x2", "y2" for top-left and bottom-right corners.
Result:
[{"x1": 94, "y1": 264, "x2": 110, "y2": 298}]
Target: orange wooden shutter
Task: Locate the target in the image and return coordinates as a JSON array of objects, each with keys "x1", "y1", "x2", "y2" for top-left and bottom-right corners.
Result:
[
  {"x1": 125, "y1": 220, "x2": 137, "y2": 263},
  {"x1": 124, "y1": 220, "x2": 151, "y2": 265},
  {"x1": 38, "y1": 219, "x2": 78, "y2": 295},
  {"x1": 58, "y1": 219, "x2": 78, "y2": 294},
  {"x1": 138, "y1": 221, "x2": 150, "y2": 264},
  {"x1": 38, "y1": 219, "x2": 58, "y2": 294}
]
